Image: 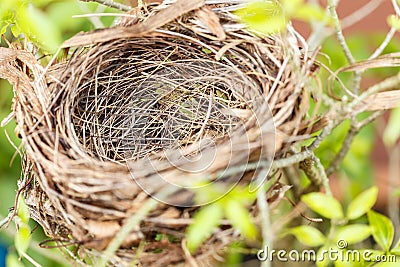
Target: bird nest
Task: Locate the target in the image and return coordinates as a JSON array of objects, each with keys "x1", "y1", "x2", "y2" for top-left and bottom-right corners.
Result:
[{"x1": 0, "y1": 0, "x2": 321, "y2": 266}]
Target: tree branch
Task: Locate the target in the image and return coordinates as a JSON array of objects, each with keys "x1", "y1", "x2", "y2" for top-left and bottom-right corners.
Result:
[{"x1": 79, "y1": 0, "x2": 132, "y2": 12}]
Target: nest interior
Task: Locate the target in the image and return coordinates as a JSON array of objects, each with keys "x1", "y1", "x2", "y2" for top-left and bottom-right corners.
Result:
[{"x1": 0, "y1": 1, "x2": 321, "y2": 266}]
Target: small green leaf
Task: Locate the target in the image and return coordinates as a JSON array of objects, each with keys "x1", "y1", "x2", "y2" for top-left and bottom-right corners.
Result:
[
  {"x1": 302, "y1": 193, "x2": 344, "y2": 219},
  {"x1": 225, "y1": 199, "x2": 258, "y2": 240},
  {"x1": 282, "y1": 0, "x2": 303, "y2": 15},
  {"x1": 346, "y1": 186, "x2": 378, "y2": 220},
  {"x1": 388, "y1": 15, "x2": 400, "y2": 31},
  {"x1": 6, "y1": 252, "x2": 25, "y2": 267},
  {"x1": 0, "y1": 21, "x2": 8, "y2": 35},
  {"x1": 186, "y1": 203, "x2": 224, "y2": 252},
  {"x1": 202, "y1": 48, "x2": 212, "y2": 54},
  {"x1": 17, "y1": 197, "x2": 30, "y2": 224},
  {"x1": 390, "y1": 237, "x2": 400, "y2": 254},
  {"x1": 368, "y1": 211, "x2": 394, "y2": 251},
  {"x1": 15, "y1": 224, "x2": 31, "y2": 255},
  {"x1": 334, "y1": 225, "x2": 371, "y2": 245},
  {"x1": 235, "y1": 0, "x2": 287, "y2": 35},
  {"x1": 16, "y1": 6, "x2": 62, "y2": 52},
  {"x1": 383, "y1": 107, "x2": 400, "y2": 147},
  {"x1": 288, "y1": 225, "x2": 326, "y2": 247}
]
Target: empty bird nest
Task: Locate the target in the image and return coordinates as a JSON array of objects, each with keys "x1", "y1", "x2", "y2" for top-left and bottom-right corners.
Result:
[{"x1": 0, "y1": 0, "x2": 323, "y2": 266}]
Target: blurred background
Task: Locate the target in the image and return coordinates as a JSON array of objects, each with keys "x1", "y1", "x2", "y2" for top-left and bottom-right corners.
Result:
[{"x1": 0, "y1": 0, "x2": 399, "y2": 266}]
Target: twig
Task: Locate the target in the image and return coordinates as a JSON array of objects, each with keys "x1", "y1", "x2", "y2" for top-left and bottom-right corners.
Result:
[
  {"x1": 369, "y1": 27, "x2": 397, "y2": 60},
  {"x1": 299, "y1": 157, "x2": 320, "y2": 187},
  {"x1": 79, "y1": 0, "x2": 132, "y2": 12},
  {"x1": 341, "y1": 0, "x2": 384, "y2": 29},
  {"x1": 273, "y1": 120, "x2": 339, "y2": 169},
  {"x1": 182, "y1": 239, "x2": 200, "y2": 267},
  {"x1": 257, "y1": 181, "x2": 271, "y2": 267},
  {"x1": 307, "y1": 0, "x2": 383, "y2": 51},
  {"x1": 350, "y1": 72, "x2": 400, "y2": 109},
  {"x1": 21, "y1": 252, "x2": 43, "y2": 267},
  {"x1": 392, "y1": 0, "x2": 400, "y2": 16},
  {"x1": 388, "y1": 144, "x2": 400, "y2": 239},
  {"x1": 325, "y1": 119, "x2": 357, "y2": 177},
  {"x1": 78, "y1": 1, "x2": 106, "y2": 29},
  {"x1": 327, "y1": 0, "x2": 355, "y2": 65},
  {"x1": 311, "y1": 153, "x2": 332, "y2": 196},
  {"x1": 99, "y1": 186, "x2": 178, "y2": 266},
  {"x1": 326, "y1": 111, "x2": 383, "y2": 176},
  {"x1": 0, "y1": 211, "x2": 14, "y2": 230},
  {"x1": 327, "y1": 0, "x2": 363, "y2": 93}
]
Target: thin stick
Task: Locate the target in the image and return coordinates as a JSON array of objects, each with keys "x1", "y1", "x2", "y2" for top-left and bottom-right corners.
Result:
[
  {"x1": 388, "y1": 144, "x2": 400, "y2": 239},
  {"x1": 326, "y1": 111, "x2": 383, "y2": 176},
  {"x1": 327, "y1": 0, "x2": 355, "y2": 65},
  {"x1": 257, "y1": 182, "x2": 271, "y2": 267},
  {"x1": 341, "y1": 0, "x2": 384, "y2": 29},
  {"x1": 21, "y1": 252, "x2": 43, "y2": 267},
  {"x1": 369, "y1": 27, "x2": 397, "y2": 60},
  {"x1": 79, "y1": 0, "x2": 132, "y2": 12},
  {"x1": 311, "y1": 152, "x2": 332, "y2": 196}
]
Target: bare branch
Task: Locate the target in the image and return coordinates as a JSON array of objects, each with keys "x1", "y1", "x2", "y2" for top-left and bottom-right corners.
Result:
[{"x1": 79, "y1": 0, "x2": 132, "y2": 12}]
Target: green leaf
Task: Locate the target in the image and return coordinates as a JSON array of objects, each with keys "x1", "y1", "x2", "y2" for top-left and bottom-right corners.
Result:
[
  {"x1": 32, "y1": 0, "x2": 56, "y2": 7},
  {"x1": 186, "y1": 203, "x2": 224, "y2": 252},
  {"x1": 17, "y1": 197, "x2": 30, "y2": 224},
  {"x1": 287, "y1": 225, "x2": 326, "y2": 247},
  {"x1": 235, "y1": 0, "x2": 287, "y2": 35},
  {"x1": 334, "y1": 225, "x2": 371, "y2": 245},
  {"x1": 282, "y1": 0, "x2": 303, "y2": 15},
  {"x1": 368, "y1": 211, "x2": 394, "y2": 251},
  {"x1": 16, "y1": 6, "x2": 62, "y2": 52},
  {"x1": 388, "y1": 15, "x2": 400, "y2": 31},
  {"x1": 225, "y1": 199, "x2": 258, "y2": 240},
  {"x1": 302, "y1": 193, "x2": 344, "y2": 219},
  {"x1": 6, "y1": 252, "x2": 25, "y2": 267},
  {"x1": 383, "y1": 107, "x2": 400, "y2": 147},
  {"x1": 390, "y1": 236, "x2": 400, "y2": 254},
  {"x1": 346, "y1": 186, "x2": 378, "y2": 220},
  {"x1": 15, "y1": 224, "x2": 31, "y2": 255}
]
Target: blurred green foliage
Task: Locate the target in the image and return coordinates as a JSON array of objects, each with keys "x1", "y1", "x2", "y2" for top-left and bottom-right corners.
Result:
[
  {"x1": 0, "y1": 0, "x2": 119, "y2": 52},
  {"x1": 235, "y1": 0, "x2": 329, "y2": 35}
]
